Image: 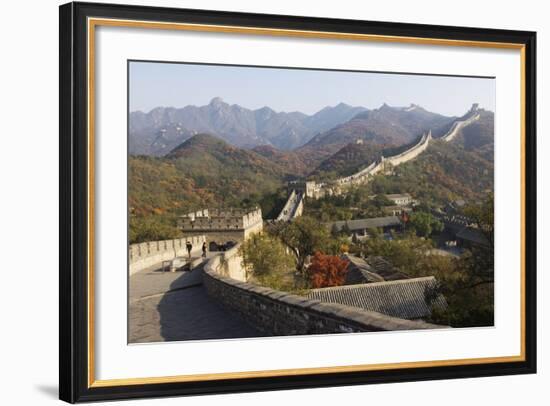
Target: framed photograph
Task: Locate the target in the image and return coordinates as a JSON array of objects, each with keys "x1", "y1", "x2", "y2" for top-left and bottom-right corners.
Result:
[{"x1": 59, "y1": 1, "x2": 536, "y2": 403}]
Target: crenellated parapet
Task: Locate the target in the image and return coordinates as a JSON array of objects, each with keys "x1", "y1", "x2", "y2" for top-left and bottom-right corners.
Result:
[
  {"x1": 178, "y1": 207, "x2": 263, "y2": 244},
  {"x1": 129, "y1": 236, "x2": 206, "y2": 275},
  {"x1": 203, "y1": 245, "x2": 444, "y2": 335},
  {"x1": 441, "y1": 105, "x2": 481, "y2": 142},
  {"x1": 295, "y1": 104, "x2": 481, "y2": 201},
  {"x1": 276, "y1": 190, "x2": 305, "y2": 221},
  {"x1": 178, "y1": 207, "x2": 262, "y2": 231},
  {"x1": 304, "y1": 130, "x2": 432, "y2": 199},
  {"x1": 384, "y1": 130, "x2": 432, "y2": 167}
]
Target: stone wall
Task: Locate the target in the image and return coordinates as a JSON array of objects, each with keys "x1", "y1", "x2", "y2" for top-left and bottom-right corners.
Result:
[
  {"x1": 181, "y1": 221, "x2": 263, "y2": 248},
  {"x1": 385, "y1": 131, "x2": 432, "y2": 167},
  {"x1": 337, "y1": 161, "x2": 378, "y2": 186},
  {"x1": 306, "y1": 131, "x2": 432, "y2": 199},
  {"x1": 178, "y1": 208, "x2": 263, "y2": 231},
  {"x1": 276, "y1": 190, "x2": 305, "y2": 221},
  {"x1": 294, "y1": 193, "x2": 304, "y2": 217},
  {"x1": 203, "y1": 246, "x2": 442, "y2": 336},
  {"x1": 129, "y1": 236, "x2": 206, "y2": 276},
  {"x1": 440, "y1": 113, "x2": 480, "y2": 142}
]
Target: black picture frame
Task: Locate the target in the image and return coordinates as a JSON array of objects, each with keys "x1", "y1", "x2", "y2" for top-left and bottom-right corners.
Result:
[{"x1": 59, "y1": 1, "x2": 537, "y2": 403}]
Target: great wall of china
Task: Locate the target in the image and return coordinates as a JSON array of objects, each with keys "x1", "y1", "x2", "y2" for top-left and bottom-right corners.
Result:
[
  {"x1": 128, "y1": 105, "x2": 484, "y2": 342},
  {"x1": 203, "y1": 244, "x2": 441, "y2": 335},
  {"x1": 274, "y1": 104, "x2": 482, "y2": 221},
  {"x1": 440, "y1": 110, "x2": 481, "y2": 142},
  {"x1": 129, "y1": 236, "x2": 206, "y2": 275},
  {"x1": 275, "y1": 189, "x2": 305, "y2": 221},
  {"x1": 192, "y1": 105, "x2": 483, "y2": 334}
]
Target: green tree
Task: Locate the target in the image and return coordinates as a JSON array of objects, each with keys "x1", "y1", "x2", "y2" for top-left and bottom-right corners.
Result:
[
  {"x1": 409, "y1": 211, "x2": 443, "y2": 237},
  {"x1": 330, "y1": 223, "x2": 340, "y2": 237},
  {"x1": 129, "y1": 215, "x2": 181, "y2": 244},
  {"x1": 372, "y1": 194, "x2": 393, "y2": 208},
  {"x1": 366, "y1": 227, "x2": 381, "y2": 239},
  {"x1": 463, "y1": 193, "x2": 494, "y2": 248},
  {"x1": 268, "y1": 216, "x2": 333, "y2": 275},
  {"x1": 356, "y1": 234, "x2": 435, "y2": 277},
  {"x1": 239, "y1": 233, "x2": 295, "y2": 281},
  {"x1": 427, "y1": 249, "x2": 494, "y2": 327}
]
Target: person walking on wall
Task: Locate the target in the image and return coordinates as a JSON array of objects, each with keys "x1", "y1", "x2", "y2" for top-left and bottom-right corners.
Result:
[
  {"x1": 202, "y1": 241, "x2": 207, "y2": 258},
  {"x1": 186, "y1": 241, "x2": 192, "y2": 258}
]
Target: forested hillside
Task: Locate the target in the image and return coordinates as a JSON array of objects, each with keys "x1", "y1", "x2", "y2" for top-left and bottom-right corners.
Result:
[
  {"x1": 368, "y1": 139, "x2": 493, "y2": 205},
  {"x1": 129, "y1": 134, "x2": 289, "y2": 242}
]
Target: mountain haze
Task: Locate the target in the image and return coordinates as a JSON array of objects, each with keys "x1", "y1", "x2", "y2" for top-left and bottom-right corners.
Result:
[
  {"x1": 129, "y1": 98, "x2": 368, "y2": 155},
  {"x1": 302, "y1": 103, "x2": 457, "y2": 155}
]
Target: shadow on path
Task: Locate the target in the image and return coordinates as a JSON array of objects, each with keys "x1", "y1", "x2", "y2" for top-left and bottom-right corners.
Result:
[
  {"x1": 157, "y1": 265, "x2": 264, "y2": 342},
  {"x1": 129, "y1": 260, "x2": 265, "y2": 343}
]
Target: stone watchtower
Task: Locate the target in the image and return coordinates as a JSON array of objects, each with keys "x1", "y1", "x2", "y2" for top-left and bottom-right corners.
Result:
[{"x1": 177, "y1": 207, "x2": 263, "y2": 249}]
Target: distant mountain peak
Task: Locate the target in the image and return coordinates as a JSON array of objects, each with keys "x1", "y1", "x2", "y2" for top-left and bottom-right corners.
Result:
[
  {"x1": 404, "y1": 103, "x2": 422, "y2": 111},
  {"x1": 168, "y1": 133, "x2": 226, "y2": 156},
  {"x1": 335, "y1": 102, "x2": 351, "y2": 108},
  {"x1": 130, "y1": 100, "x2": 369, "y2": 155},
  {"x1": 209, "y1": 97, "x2": 224, "y2": 106}
]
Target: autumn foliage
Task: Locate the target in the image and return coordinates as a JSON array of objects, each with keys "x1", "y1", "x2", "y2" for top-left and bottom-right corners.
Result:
[{"x1": 307, "y1": 252, "x2": 349, "y2": 288}]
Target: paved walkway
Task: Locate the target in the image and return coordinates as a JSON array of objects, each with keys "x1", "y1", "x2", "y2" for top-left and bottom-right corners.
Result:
[{"x1": 129, "y1": 256, "x2": 264, "y2": 343}]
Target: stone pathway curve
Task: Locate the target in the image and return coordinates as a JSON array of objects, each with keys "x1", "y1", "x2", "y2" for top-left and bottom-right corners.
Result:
[{"x1": 129, "y1": 257, "x2": 264, "y2": 343}]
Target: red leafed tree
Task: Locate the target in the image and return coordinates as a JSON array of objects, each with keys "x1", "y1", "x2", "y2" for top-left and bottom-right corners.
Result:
[{"x1": 307, "y1": 251, "x2": 349, "y2": 288}]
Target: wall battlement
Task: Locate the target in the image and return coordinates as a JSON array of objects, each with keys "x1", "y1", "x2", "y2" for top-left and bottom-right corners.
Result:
[
  {"x1": 384, "y1": 130, "x2": 432, "y2": 167},
  {"x1": 441, "y1": 112, "x2": 481, "y2": 142},
  {"x1": 129, "y1": 236, "x2": 206, "y2": 275},
  {"x1": 302, "y1": 104, "x2": 482, "y2": 201},
  {"x1": 303, "y1": 131, "x2": 432, "y2": 199},
  {"x1": 178, "y1": 207, "x2": 263, "y2": 231},
  {"x1": 276, "y1": 190, "x2": 305, "y2": 221},
  {"x1": 178, "y1": 207, "x2": 263, "y2": 244},
  {"x1": 203, "y1": 246, "x2": 443, "y2": 336}
]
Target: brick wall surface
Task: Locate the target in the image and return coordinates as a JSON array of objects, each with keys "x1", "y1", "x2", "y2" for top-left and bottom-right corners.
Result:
[{"x1": 203, "y1": 247, "x2": 442, "y2": 336}]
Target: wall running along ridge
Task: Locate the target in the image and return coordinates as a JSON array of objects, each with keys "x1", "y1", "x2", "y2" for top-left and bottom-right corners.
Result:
[
  {"x1": 339, "y1": 131, "x2": 432, "y2": 186},
  {"x1": 129, "y1": 236, "x2": 206, "y2": 275},
  {"x1": 203, "y1": 245, "x2": 443, "y2": 335},
  {"x1": 310, "y1": 130, "x2": 432, "y2": 198},
  {"x1": 440, "y1": 113, "x2": 481, "y2": 142},
  {"x1": 441, "y1": 113, "x2": 480, "y2": 142},
  {"x1": 276, "y1": 190, "x2": 305, "y2": 221},
  {"x1": 306, "y1": 105, "x2": 482, "y2": 199}
]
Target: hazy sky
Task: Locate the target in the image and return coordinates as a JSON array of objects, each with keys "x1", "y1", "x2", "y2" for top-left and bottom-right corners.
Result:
[{"x1": 129, "y1": 61, "x2": 495, "y2": 117}]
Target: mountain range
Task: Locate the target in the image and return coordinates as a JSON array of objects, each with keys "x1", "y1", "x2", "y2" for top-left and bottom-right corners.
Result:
[
  {"x1": 129, "y1": 100, "x2": 494, "y2": 242},
  {"x1": 299, "y1": 103, "x2": 460, "y2": 155},
  {"x1": 129, "y1": 97, "x2": 367, "y2": 155},
  {"x1": 129, "y1": 98, "x2": 487, "y2": 160}
]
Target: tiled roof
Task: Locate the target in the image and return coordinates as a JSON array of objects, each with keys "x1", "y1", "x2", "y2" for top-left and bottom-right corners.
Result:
[
  {"x1": 367, "y1": 256, "x2": 409, "y2": 281},
  {"x1": 343, "y1": 255, "x2": 385, "y2": 284},
  {"x1": 307, "y1": 276, "x2": 447, "y2": 320},
  {"x1": 328, "y1": 216, "x2": 401, "y2": 232}
]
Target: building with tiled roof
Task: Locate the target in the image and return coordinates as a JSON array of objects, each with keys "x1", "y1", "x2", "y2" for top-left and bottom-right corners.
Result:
[
  {"x1": 366, "y1": 256, "x2": 409, "y2": 281},
  {"x1": 328, "y1": 216, "x2": 402, "y2": 235},
  {"x1": 343, "y1": 254, "x2": 385, "y2": 285},
  {"x1": 307, "y1": 276, "x2": 447, "y2": 321}
]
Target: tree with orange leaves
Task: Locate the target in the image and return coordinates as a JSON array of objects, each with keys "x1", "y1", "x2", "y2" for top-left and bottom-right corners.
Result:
[{"x1": 307, "y1": 251, "x2": 349, "y2": 288}]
